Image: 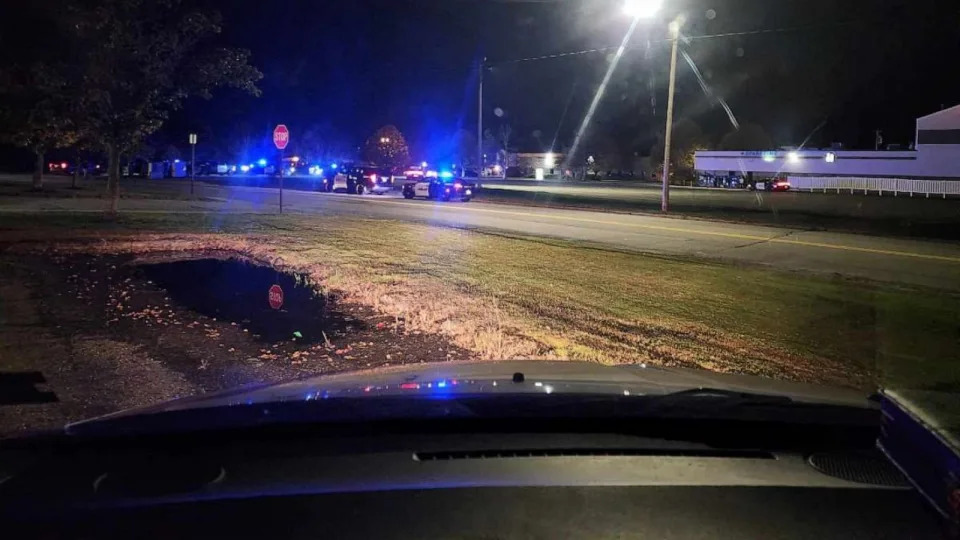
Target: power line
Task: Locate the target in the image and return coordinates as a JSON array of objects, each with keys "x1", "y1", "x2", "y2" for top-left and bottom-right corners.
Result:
[
  {"x1": 487, "y1": 19, "x2": 867, "y2": 67},
  {"x1": 491, "y1": 45, "x2": 626, "y2": 66},
  {"x1": 684, "y1": 19, "x2": 860, "y2": 42}
]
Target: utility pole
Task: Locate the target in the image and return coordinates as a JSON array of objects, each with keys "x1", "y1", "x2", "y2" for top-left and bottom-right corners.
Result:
[
  {"x1": 188, "y1": 133, "x2": 197, "y2": 195},
  {"x1": 477, "y1": 57, "x2": 485, "y2": 179},
  {"x1": 272, "y1": 124, "x2": 289, "y2": 214},
  {"x1": 279, "y1": 149, "x2": 284, "y2": 214},
  {"x1": 660, "y1": 22, "x2": 680, "y2": 213}
]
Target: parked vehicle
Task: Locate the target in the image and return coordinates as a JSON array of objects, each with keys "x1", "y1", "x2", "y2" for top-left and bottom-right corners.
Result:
[
  {"x1": 749, "y1": 176, "x2": 791, "y2": 192},
  {"x1": 48, "y1": 161, "x2": 105, "y2": 177},
  {"x1": 327, "y1": 164, "x2": 392, "y2": 195},
  {"x1": 402, "y1": 177, "x2": 474, "y2": 202}
]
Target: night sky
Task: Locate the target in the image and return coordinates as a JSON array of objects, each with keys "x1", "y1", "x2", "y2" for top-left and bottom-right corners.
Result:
[{"x1": 5, "y1": 0, "x2": 960, "y2": 164}]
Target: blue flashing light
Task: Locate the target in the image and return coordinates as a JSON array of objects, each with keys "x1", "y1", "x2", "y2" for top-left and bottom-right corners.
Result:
[
  {"x1": 240, "y1": 164, "x2": 251, "y2": 173},
  {"x1": 436, "y1": 380, "x2": 447, "y2": 388},
  {"x1": 174, "y1": 159, "x2": 181, "y2": 163},
  {"x1": 258, "y1": 158, "x2": 268, "y2": 166},
  {"x1": 331, "y1": 163, "x2": 338, "y2": 170},
  {"x1": 439, "y1": 171, "x2": 454, "y2": 179}
]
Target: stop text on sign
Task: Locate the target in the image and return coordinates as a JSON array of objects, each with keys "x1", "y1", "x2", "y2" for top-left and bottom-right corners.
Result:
[
  {"x1": 273, "y1": 124, "x2": 290, "y2": 150},
  {"x1": 268, "y1": 284, "x2": 284, "y2": 310}
]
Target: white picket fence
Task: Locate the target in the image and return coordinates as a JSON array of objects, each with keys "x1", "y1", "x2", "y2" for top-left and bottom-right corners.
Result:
[{"x1": 787, "y1": 176, "x2": 960, "y2": 198}]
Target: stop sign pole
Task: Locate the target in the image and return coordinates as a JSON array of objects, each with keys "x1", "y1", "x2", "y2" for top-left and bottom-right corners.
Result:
[
  {"x1": 188, "y1": 133, "x2": 197, "y2": 195},
  {"x1": 273, "y1": 124, "x2": 290, "y2": 214}
]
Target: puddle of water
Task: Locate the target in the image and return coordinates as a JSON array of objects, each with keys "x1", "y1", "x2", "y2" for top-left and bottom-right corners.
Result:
[{"x1": 138, "y1": 257, "x2": 345, "y2": 344}]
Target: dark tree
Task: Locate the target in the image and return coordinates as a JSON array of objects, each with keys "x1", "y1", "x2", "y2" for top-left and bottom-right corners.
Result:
[
  {"x1": 297, "y1": 122, "x2": 350, "y2": 164},
  {"x1": 496, "y1": 124, "x2": 513, "y2": 155},
  {"x1": 587, "y1": 132, "x2": 624, "y2": 176},
  {"x1": 453, "y1": 129, "x2": 478, "y2": 168},
  {"x1": 364, "y1": 125, "x2": 409, "y2": 167},
  {"x1": 69, "y1": 0, "x2": 262, "y2": 212},
  {"x1": 650, "y1": 119, "x2": 710, "y2": 185},
  {"x1": 0, "y1": 61, "x2": 79, "y2": 189}
]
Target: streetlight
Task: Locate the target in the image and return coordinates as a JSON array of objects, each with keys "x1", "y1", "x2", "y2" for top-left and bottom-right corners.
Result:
[
  {"x1": 623, "y1": 0, "x2": 663, "y2": 19},
  {"x1": 625, "y1": 0, "x2": 678, "y2": 212}
]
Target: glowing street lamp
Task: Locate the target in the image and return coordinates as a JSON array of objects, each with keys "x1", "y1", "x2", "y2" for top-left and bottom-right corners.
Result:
[
  {"x1": 624, "y1": 0, "x2": 678, "y2": 212},
  {"x1": 623, "y1": 0, "x2": 663, "y2": 19}
]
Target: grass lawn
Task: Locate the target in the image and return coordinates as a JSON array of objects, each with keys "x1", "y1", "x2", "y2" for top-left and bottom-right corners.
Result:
[
  {"x1": 1, "y1": 211, "x2": 956, "y2": 398},
  {"x1": 0, "y1": 176, "x2": 216, "y2": 201},
  {"x1": 477, "y1": 187, "x2": 960, "y2": 240}
]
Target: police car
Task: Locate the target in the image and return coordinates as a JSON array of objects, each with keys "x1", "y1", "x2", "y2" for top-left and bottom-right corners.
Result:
[
  {"x1": 327, "y1": 164, "x2": 393, "y2": 195},
  {"x1": 402, "y1": 173, "x2": 474, "y2": 202}
]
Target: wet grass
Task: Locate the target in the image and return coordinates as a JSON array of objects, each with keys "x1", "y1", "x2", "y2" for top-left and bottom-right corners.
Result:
[{"x1": 0, "y1": 211, "x2": 957, "y2": 395}]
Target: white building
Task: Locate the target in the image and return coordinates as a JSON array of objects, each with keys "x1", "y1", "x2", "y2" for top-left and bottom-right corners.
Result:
[{"x1": 694, "y1": 105, "x2": 960, "y2": 196}]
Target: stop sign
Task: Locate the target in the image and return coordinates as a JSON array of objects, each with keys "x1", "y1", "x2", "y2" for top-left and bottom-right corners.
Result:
[
  {"x1": 273, "y1": 124, "x2": 290, "y2": 150},
  {"x1": 268, "y1": 284, "x2": 284, "y2": 310}
]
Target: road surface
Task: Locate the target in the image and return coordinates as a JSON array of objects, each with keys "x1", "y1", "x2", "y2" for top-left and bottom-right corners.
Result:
[
  {"x1": 1, "y1": 179, "x2": 958, "y2": 290},
  {"x1": 476, "y1": 179, "x2": 960, "y2": 222}
]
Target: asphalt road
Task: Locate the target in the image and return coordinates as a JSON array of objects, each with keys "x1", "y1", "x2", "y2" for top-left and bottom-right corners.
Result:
[
  {"x1": 2, "y1": 177, "x2": 959, "y2": 290},
  {"x1": 477, "y1": 179, "x2": 960, "y2": 222}
]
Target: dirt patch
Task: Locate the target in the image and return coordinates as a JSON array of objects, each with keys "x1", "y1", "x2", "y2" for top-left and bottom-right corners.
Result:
[
  {"x1": 8, "y1": 231, "x2": 548, "y2": 361},
  {"x1": 0, "y1": 252, "x2": 474, "y2": 438}
]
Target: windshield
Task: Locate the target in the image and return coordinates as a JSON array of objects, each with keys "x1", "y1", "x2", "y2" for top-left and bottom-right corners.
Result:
[{"x1": 0, "y1": 0, "x2": 957, "y2": 448}]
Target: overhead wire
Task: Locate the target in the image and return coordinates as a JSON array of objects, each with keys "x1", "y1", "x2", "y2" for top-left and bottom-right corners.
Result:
[{"x1": 487, "y1": 19, "x2": 869, "y2": 67}]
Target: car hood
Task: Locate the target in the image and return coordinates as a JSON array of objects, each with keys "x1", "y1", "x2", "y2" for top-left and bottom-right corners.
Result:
[{"x1": 68, "y1": 361, "x2": 873, "y2": 434}]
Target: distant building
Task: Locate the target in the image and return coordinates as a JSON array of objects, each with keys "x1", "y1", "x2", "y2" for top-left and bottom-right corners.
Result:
[
  {"x1": 697, "y1": 104, "x2": 960, "y2": 179},
  {"x1": 507, "y1": 152, "x2": 565, "y2": 179},
  {"x1": 694, "y1": 104, "x2": 960, "y2": 196}
]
